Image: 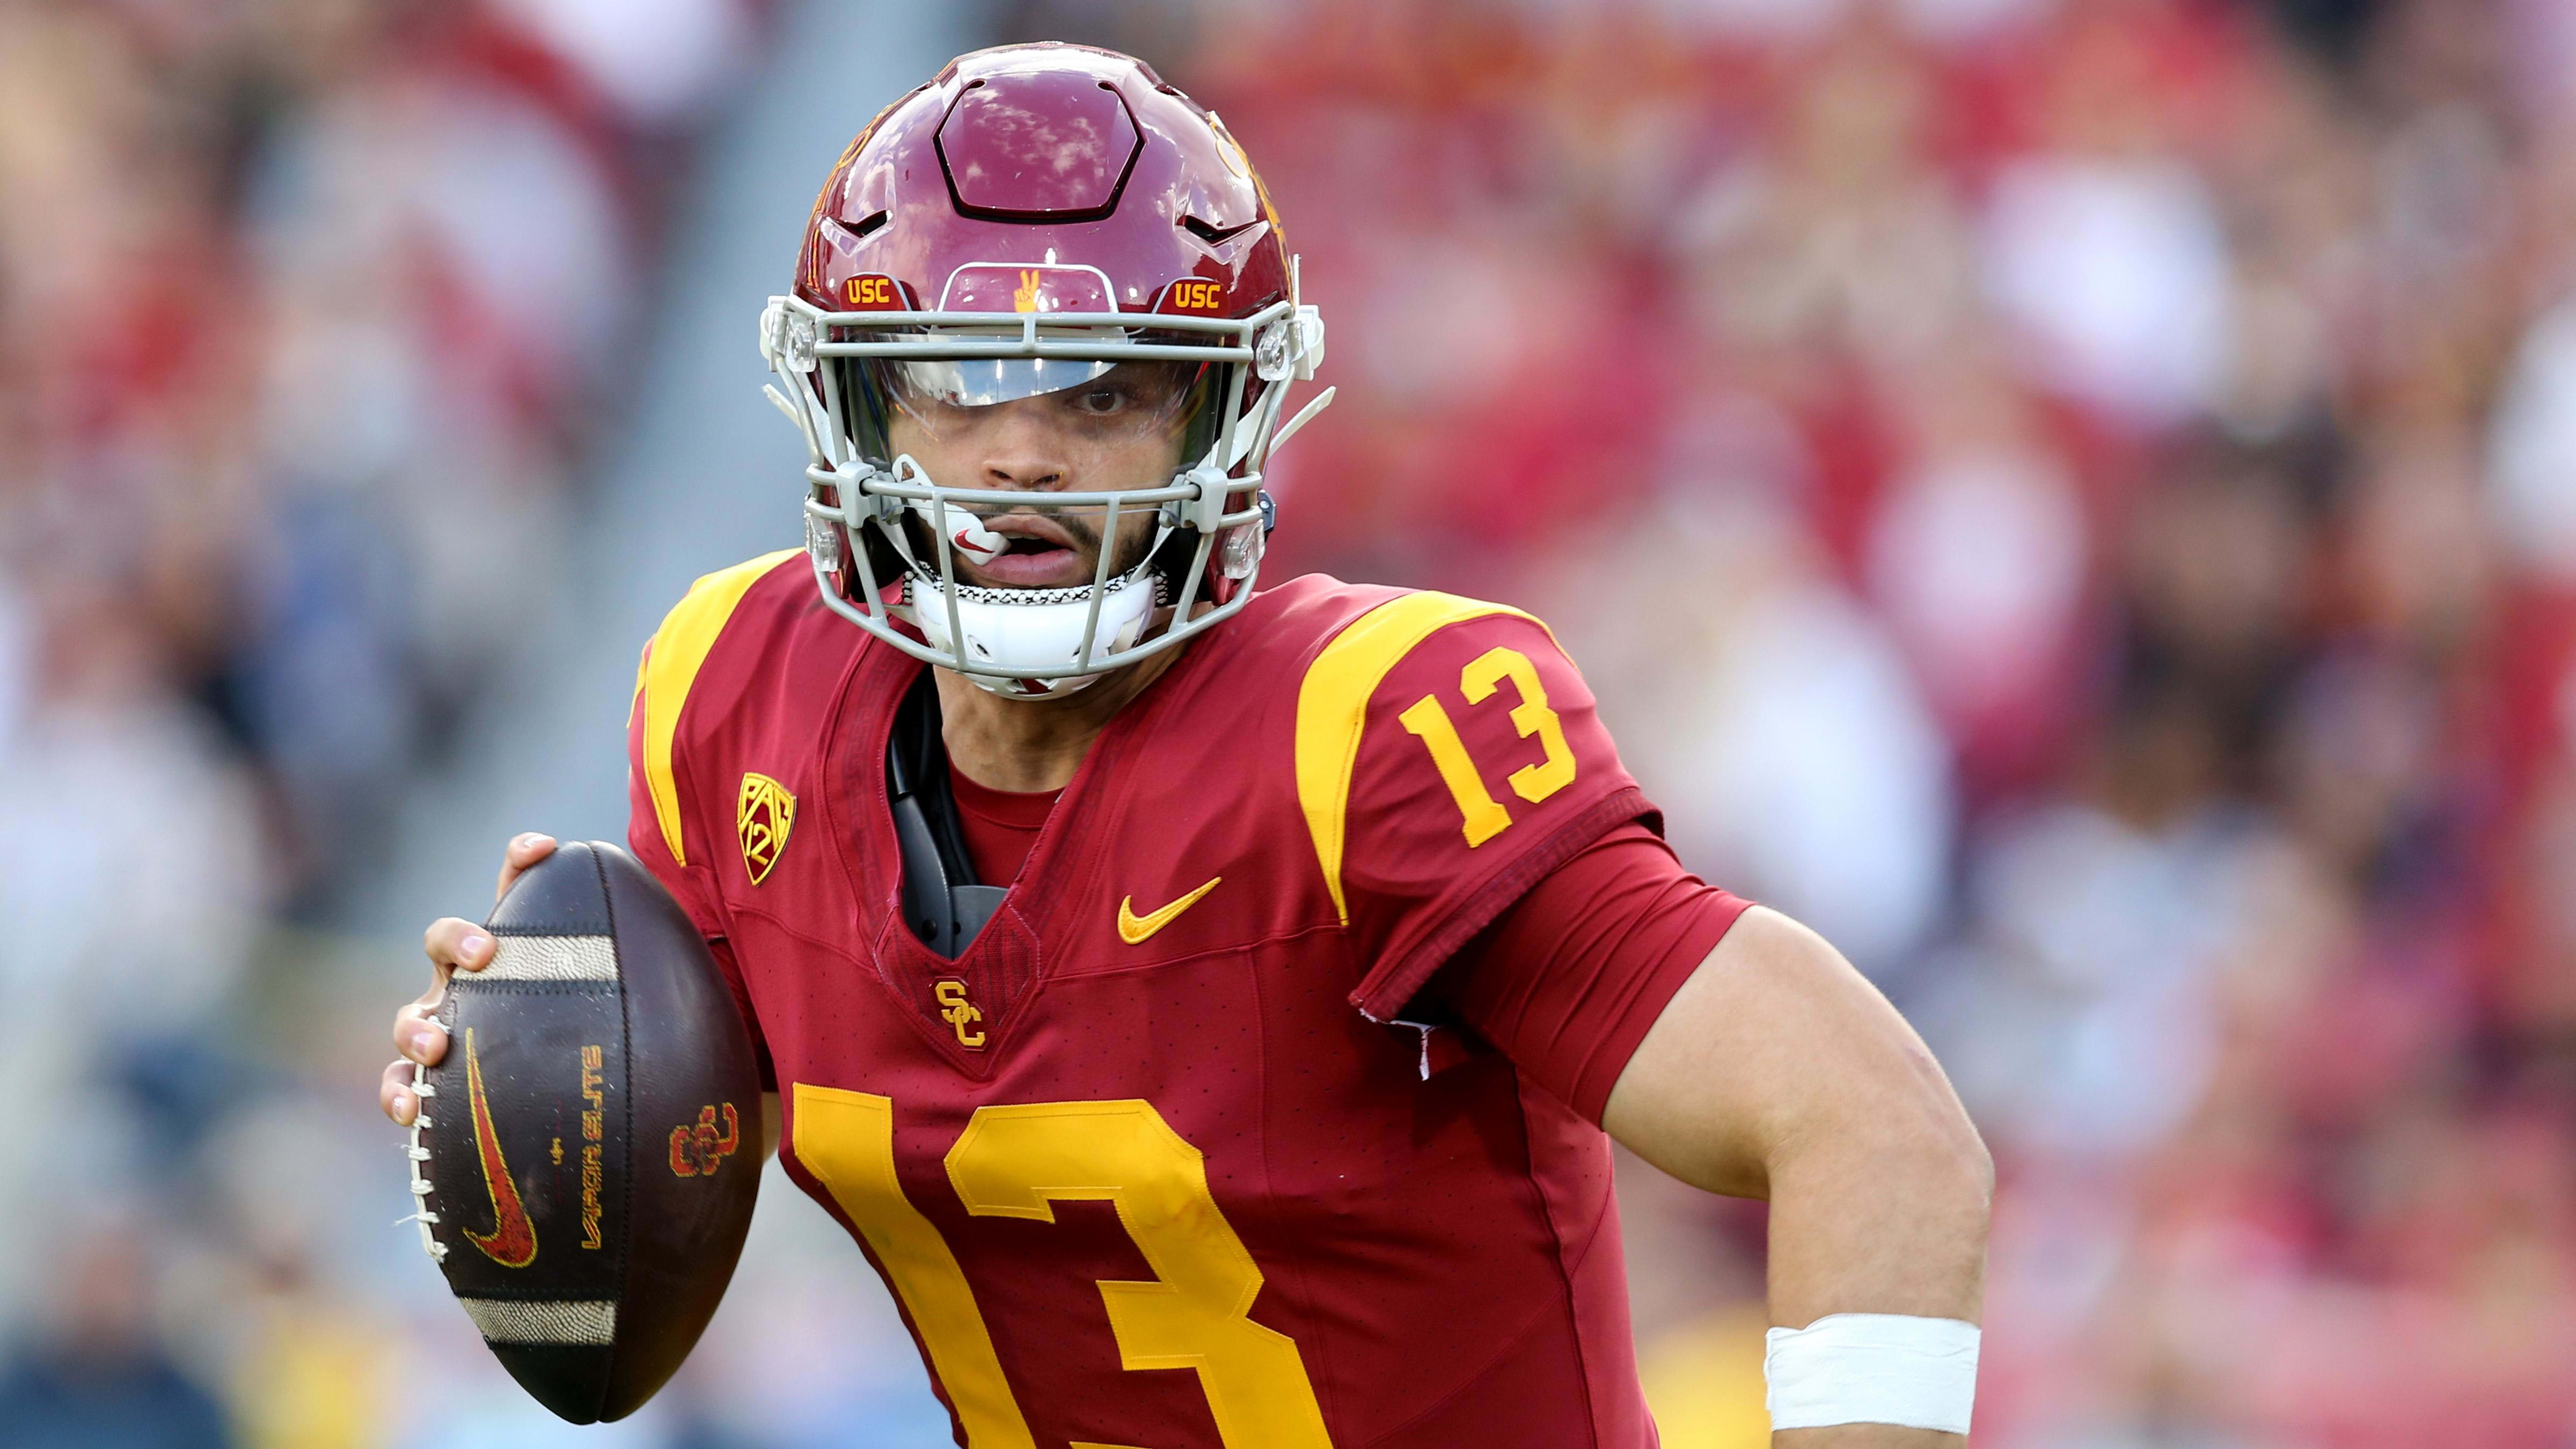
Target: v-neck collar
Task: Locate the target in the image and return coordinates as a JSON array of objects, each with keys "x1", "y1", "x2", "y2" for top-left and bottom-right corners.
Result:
[{"x1": 822, "y1": 631, "x2": 1216, "y2": 965}]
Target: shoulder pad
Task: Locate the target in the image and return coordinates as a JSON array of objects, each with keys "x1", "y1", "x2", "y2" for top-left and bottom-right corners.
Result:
[
  {"x1": 1291, "y1": 591, "x2": 1553, "y2": 923},
  {"x1": 635, "y1": 550, "x2": 805, "y2": 866}
]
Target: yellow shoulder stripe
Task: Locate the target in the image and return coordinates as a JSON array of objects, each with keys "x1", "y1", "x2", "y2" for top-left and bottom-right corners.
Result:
[
  {"x1": 1293, "y1": 592, "x2": 1548, "y2": 924},
  {"x1": 638, "y1": 550, "x2": 803, "y2": 866}
]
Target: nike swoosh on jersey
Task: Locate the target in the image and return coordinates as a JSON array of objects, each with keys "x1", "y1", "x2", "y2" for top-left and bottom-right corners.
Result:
[
  {"x1": 462, "y1": 1026, "x2": 539, "y2": 1268},
  {"x1": 1117, "y1": 876, "x2": 1223, "y2": 944}
]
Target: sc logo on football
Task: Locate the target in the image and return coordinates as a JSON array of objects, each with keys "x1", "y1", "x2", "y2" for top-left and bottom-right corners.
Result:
[{"x1": 669, "y1": 1103, "x2": 742, "y2": 1179}]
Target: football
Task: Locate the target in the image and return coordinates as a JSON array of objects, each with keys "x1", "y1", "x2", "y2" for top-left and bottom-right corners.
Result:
[{"x1": 402, "y1": 840, "x2": 762, "y2": 1423}]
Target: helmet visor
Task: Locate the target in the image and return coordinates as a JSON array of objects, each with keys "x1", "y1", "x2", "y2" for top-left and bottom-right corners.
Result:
[
  {"x1": 896, "y1": 356, "x2": 1116, "y2": 408},
  {"x1": 870, "y1": 356, "x2": 1216, "y2": 449}
]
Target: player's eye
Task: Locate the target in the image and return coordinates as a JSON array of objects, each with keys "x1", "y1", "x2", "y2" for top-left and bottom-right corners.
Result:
[{"x1": 1071, "y1": 385, "x2": 1129, "y2": 416}]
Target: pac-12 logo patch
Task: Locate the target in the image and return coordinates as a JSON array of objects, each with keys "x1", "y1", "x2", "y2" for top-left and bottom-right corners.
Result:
[{"x1": 737, "y1": 772, "x2": 795, "y2": 885}]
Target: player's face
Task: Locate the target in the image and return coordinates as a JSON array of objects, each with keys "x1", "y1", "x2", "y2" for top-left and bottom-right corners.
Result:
[{"x1": 883, "y1": 361, "x2": 1196, "y2": 591}]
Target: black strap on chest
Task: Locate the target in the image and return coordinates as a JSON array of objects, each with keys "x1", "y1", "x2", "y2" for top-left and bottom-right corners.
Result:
[{"x1": 887, "y1": 672, "x2": 1008, "y2": 957}]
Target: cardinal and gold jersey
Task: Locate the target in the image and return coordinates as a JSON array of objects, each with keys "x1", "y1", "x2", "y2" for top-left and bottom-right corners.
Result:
[{"x1": 624, "y1": 553, "x2": 1738, "y2": 1448}]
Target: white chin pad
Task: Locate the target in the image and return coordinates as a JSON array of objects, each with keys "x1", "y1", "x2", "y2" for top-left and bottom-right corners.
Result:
[{"x1": 906, "y1": 573, "x2": 1157, "y2": 697}]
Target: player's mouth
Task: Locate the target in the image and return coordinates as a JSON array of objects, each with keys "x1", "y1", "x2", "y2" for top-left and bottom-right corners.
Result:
[{"x1": 960, "y1": 513, "x2": 1095, "y2": 589}]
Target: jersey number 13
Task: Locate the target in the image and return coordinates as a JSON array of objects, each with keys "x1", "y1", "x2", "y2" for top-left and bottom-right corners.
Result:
[{"x1": 793, "y1": 1085, "x2": 1335, "y2": 1449}]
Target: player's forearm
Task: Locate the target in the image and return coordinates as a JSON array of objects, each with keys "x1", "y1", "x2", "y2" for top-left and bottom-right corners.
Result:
[
  {"x1": 1761, "y1": 1062, "x2": 1990, "y2": 1328},
  {"x1": 1604, "y1": 907, "x2": 1992, "y2": 1443},
  {"x1": 1779, "y1": 1427, "x2": 1968, "y2": 1447},
  {"x1": 1762, "y1": 1103, "x2": 1989, "y2": 1446}
]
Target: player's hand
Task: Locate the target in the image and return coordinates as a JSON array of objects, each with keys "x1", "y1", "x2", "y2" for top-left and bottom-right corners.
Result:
[{"x1": 380, "y1": 833, "x2": 557, "y2": 1126}]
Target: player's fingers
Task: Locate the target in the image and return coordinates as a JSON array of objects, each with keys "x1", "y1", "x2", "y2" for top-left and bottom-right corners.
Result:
[
  {"x1": 496, "y1": 832, "x2": 558, "y2": 902},
  {"x1": 383, "y1": 1058, "x2": 421, "y2": 1125},
  {"x1": 394, "y1": 1000, "x2": 449, "y2": 1066},
  {"x1": 425, "y1": 916, "x2": 495, "y2": 979}
]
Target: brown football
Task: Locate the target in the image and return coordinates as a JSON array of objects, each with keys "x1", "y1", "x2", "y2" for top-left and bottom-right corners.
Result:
[{"x1": 402, "y1": 840, "x2": 761, "y2": 1423}]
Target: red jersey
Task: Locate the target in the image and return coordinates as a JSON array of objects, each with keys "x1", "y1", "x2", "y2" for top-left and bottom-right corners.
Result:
[{"x1": 626, "y1": 555, "x2": 1681, "y2": 1448}]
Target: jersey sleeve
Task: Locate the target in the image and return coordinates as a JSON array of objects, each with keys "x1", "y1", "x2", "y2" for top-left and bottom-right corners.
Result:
[
  {"x1": 1295, "y1": 595, "x2": 1657, "y2": 1022},
  {"x1": 1435, "y1": 822, "x2": 1752, "y2": 1121},
  {"x1": 626, "y1": 633, "x2": 778, "y2": 1093}
]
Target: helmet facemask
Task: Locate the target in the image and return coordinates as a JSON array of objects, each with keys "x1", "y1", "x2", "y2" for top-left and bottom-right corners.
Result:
[{"x1": 762, "y1": 288, "x2": 1324, "y2": 698}]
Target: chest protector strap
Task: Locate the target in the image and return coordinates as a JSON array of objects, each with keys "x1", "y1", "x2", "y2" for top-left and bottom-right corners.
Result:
[{"x1": 887, "y1": 672, "x2": 1008, "y2": 957}]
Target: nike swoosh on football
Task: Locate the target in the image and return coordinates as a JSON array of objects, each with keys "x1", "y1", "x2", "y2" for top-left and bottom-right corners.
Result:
[
  {"x1": 462, "y1": 1026, "x2": 539, "y2": 1268},
  {"x1": 1118, "y1": 876, "x2": 1223, "y2": 944}
]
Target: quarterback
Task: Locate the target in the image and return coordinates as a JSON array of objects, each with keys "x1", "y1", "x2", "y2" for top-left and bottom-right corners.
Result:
[{"x1": 382, "y1": 43, "x2": 1990, "y2": 1448}]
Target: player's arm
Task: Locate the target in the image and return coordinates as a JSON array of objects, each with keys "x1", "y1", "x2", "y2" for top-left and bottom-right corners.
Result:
[
  {"x1": 1315, "y1": 599, "x2": 1987, "y2": 1440},
  {"x1": 1437, "y1": 825, "x2": 1987, "y2": 1444},
  {"x1": 1602, "y1": 908, "x2": 1991, "y2": 1447}
]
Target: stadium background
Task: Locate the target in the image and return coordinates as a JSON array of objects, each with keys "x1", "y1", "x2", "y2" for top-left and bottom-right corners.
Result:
[{"x1": 4, "y1": 0, "x2": 2575, "y2": 1444}]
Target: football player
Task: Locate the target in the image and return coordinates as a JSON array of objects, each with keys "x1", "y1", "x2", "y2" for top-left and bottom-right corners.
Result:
[{"x1": 383, "y1": 43, "x2": 1990, "y2": 1447}]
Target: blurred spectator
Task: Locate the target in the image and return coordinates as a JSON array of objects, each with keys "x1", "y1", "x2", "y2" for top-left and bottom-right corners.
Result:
[
  {"x1": 486, "y1": 0, "x2": 755, "y2": 127},
  {"x1": 2489, "y1": 291, "x2": 2576, "y2": 583},
  {"x1": 0, "y1": 1218, "x2": 232, "y2": 1449},
  {"x1": 1555, "y1": 495, "x2": 1958, "y2": 974},
  {"x1": 0, "y1": 0, "x2": 768, "y2": 1440},
  {"x1": 1864, "y1": 363, "x2": 2090, "y2": 792}
]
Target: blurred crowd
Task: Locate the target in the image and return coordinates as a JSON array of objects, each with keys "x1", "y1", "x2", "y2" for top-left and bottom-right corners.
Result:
[
  {"x1": 10, "y1": 0, "x2": 2576, "y2": 1445},
  {"x1": 1082, "y1": 0, "x2": 2576, "y2": 1443},
  {"x1": 0, "y1": 1, "x2": 783, "y2": 1445}
]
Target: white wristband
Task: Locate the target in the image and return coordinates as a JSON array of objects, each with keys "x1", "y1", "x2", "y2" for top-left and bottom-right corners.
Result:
[{"x1": 1764, "y1": 1313, "x2": 1980, "y2": 1435}]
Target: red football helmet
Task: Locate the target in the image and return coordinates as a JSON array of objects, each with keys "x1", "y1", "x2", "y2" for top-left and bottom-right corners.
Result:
[{"x1": 760, "y1": 42, "x2": 1329, "y2": 697}]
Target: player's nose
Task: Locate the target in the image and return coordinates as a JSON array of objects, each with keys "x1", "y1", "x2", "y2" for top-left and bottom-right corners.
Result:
[{"x1": 977, "y1": 399, "x2": 1070, "y2": 492}]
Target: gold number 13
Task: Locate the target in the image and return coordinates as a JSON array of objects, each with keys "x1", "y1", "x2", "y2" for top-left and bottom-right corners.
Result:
[
  {"x1": 1397, "y1": 645, "x2": 1578, "y2": 846},
  {"x1": 792, "y1": 1085, "x2": 1334, "y2": 1449}
]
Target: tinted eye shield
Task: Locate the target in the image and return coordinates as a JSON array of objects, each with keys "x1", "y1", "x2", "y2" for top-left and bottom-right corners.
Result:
[
  {"x1": 877, "y1": 356, "x2": 1210, "y2": 450},
  {"x1": 771, "y1": 297, "x2": 1285, "y2": 526}
]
